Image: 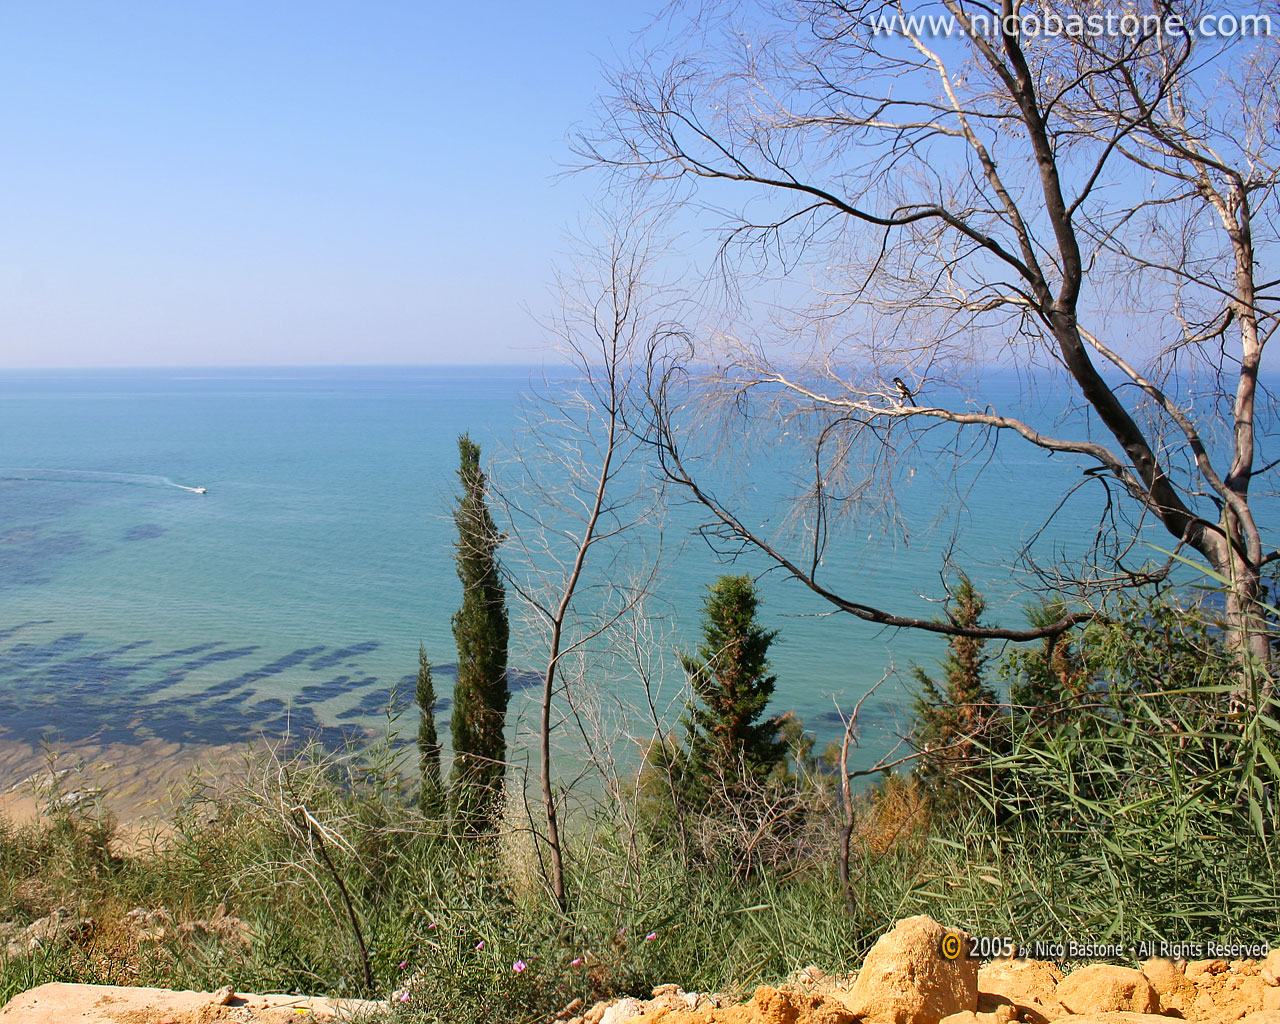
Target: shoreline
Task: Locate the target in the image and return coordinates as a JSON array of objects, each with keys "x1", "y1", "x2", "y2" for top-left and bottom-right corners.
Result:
[{"x1": 0, "y1": 734, "x2": 253, "y2": 839}]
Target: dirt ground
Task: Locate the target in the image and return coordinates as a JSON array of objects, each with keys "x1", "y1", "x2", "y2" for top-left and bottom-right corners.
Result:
[{"x1": 0, "y1": 983, "x2": 384, "y2": 1023}]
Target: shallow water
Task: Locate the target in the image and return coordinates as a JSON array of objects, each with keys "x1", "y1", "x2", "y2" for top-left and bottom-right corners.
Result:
[{"x1": 0, "y1": 365, "x2": 1174, "y2": 781}]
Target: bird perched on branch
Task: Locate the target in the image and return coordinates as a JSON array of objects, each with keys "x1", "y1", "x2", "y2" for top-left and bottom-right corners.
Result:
[{"x1": 893, "y1": 377, "x2": 918, "y2": 407}]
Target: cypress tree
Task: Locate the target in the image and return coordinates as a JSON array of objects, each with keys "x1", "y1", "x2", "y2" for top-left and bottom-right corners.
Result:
[
  {"x1": 448, "y1": 434, "x2": 509, "y2": 834},
  {"x1": 416, "y1": 643, "x2": 445, "y2": 818},
  {"x1": 678, "y1": 574, "x2": 787, "y2": 804}
]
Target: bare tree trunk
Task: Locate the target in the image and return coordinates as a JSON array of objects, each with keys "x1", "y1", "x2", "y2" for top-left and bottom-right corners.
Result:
[
  {"x1": 582, "y1": 0, "x2": 1278, "y2": 703},
  {"x1": 539, "y1": 637, "x2": 567, "y2": 912},
  {"x1": 497, "y1": 221, "x2": 666, "y2": 915},
  {"x1": 837, "y1": 710, "x2": 857, "y2": 916}
]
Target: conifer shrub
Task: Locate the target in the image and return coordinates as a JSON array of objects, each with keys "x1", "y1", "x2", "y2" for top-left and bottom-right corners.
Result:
[
  {"x1": 416, "y1": 643, "x2": 445, "y2": 819},
  {"x1": 909, "y1": 574, "x2": 1001, "y2": 805},
  {"x1": 448, "y1": 434, "x2": 510, "y2": 835}
]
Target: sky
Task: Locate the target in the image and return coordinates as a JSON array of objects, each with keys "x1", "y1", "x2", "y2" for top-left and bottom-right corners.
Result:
[{"x1": 0, "y1": 1, "x2": 660, "y2": 368}]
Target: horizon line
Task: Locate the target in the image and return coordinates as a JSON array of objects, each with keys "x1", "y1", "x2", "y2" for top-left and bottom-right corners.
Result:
[{"x1": 0, "y1": 361, "x2": 576, "y2": 372}]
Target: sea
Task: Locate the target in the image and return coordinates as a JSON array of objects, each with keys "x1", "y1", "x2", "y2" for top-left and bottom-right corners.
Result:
[{"x1": 0, "y1": 365, "x2": 1190, "y2": 783}]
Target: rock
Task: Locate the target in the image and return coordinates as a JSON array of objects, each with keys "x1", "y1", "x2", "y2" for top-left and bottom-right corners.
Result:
[
  {"x1": 583, "y1": 1000, "x2": 611, "y2": 1024},
  {"x1": 3, "y1": 911, "x2": 93, "y2": 958},
  {"x1": 941, "y1": 1008, "x2": 1020, "y2": 1024},
  {"x1": 124, "y1": 907, "x2": 173, "y2": 942},
  {"x1": 811, "y1": 1003, "x2": 858, "y2": 1024},
  {"x1": 1239, "y1": 1012, "x2": 1280, "y2": 1024},
  {"x1": 1138, "y1": 958, "x2": 1196, "y2": 1016},
  {"x1": 1055, "y1": 967, "x2": 1159, "y2": 1016},
  {"x1": 1187, "y1": 960, "x2": 1231, "y2": 981},
  {"x1": 13, "y1": 768, "x2": 72, "y2": 794},
  {"x1": 792, "y1": 967, "x2": 833, "y2": 992},
  {"x1": 163, "y1": 905, "x2": 252, "y2": 950},
  {"x1": 601, "y1": 997, "x2": 646, "y2": 1024},
  {"x1": 978, "y1": 958, "x2": 1066, "y2": 1023},
  {"x1": 753, "y1": 986, "x2": 804, "y2": 1024},
  {"x1": 834, "y1": 916, "x2": 979, "y2": 1024},
  {"x1": 1049, "y1": 1015, "x2": 1178, "y2": 1024},
  {"x1": 1139, "y1": 958, "x2": 1192, "y2": 996},
  {"x1": 209, "y1": 984, "x2": 236, "y2": 1006},
  {"x1": 48, "y1": 789, "x2": 102, "y2": 813}
]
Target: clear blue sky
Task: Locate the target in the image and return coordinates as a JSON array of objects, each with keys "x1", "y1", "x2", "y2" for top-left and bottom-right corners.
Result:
[{"x1": 0, "y1": 2, "x2": 659, "y2": 367}]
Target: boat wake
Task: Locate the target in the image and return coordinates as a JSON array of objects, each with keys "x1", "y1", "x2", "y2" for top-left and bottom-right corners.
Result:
[{"x1": 0, "y1": 469, "x2": 207, "y2": 493}]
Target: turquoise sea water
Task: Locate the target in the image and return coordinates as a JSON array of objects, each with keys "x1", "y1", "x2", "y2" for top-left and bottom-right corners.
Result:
[{"x1": 0, "y1": 365, "x2": 1180, "y2": 776}]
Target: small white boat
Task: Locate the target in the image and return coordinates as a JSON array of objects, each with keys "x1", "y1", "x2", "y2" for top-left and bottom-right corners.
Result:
[{"x1": 194, "y1": 486, "x2": 207, "y2": 495}]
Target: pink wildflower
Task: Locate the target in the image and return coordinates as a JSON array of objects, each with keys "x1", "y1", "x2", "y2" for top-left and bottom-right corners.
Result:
[
  {"x1": 475, "y1": 940, "x2": 485, "y2": 951},
  {"x1": 645, "y1": 932, "x2": 657, "y2": 941},
  {"x1": 513, "y1": 960, "x2": 528, "y2": 973},
  {"x1": 570, "y1": 957, "x2": 583, "y2": 967}
]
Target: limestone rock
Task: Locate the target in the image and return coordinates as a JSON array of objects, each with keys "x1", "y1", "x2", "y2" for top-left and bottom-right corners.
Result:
[
  {"x1": 1049, "y1": 1014, "x2": 1180, "y2": 1024},
  {"x1": 1055, "y1": 967, "x2": 1159, "y2": 1016},
  {"x1": 1139, "y1": 959, "x2": 1193, "y2": 996},
  {"x1": 979, "y1": 958, "x2": 1067, "y2": 1023},
  {"x1": 834, "y1": 915, "x2": 979, "y2": 1024},
  {"x1": 750, "y1": 986, "x2": 800, "y2": 1024},
  {"x1": 601, "y1": 996, "x2": 646, "y2": 1024},
  {"x1": 1138, "y1": 958, "x2": 1196, "y2": 1016},
  {"x1": 940, "y1": 1008, "x2": 1020, "y2": 1024},
  {"x1": 209, "y1": 984, "x2": 236, "y2": 1006},
  {"x1": 1188, "y1": 961, "x2": 1231, "y2": 982},
  {"x1": 2, "y1": 911, "x2": 93, "y2": 958},
  {"x1": 583, "y1": 999, "x2": 611, "y2": 1024}
]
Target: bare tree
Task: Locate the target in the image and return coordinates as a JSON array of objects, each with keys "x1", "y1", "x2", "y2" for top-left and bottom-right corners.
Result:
[
  {"x1": 495, "y1": 217, "x2": 672, "y2": 912},
  {"x1": 581, "y1": 0, "x2": 1279, "y2": 688}
]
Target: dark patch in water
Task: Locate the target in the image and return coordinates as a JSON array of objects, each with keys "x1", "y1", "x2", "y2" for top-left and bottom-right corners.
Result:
[
  {"x1": 818, "y1": 702, "x2": 901, "y2": 732},
  {"x1": 179, "y1": 646, "x2": 262, "y2": 671},
  {"x1": 347, "y1": 688, "x2": 405, "y2": 717},
  {"x1": 0, "y1": 527, "x2": 92, "y2": 591},
  {"x1": 144, "y1": 642, "x2": 222, "y2": 661},
  {"x1": 205, "y1": 692, "x2": 253, "y2": 713},
  {"x1": 0, "y1": 630, "x2": 408, "y2": 759},
  {"x1": 122, "y1": 523, "x2": 165, "y2": 542},
  {"x1": 297, "y1": 676, "x2": 352, "y2": 703},
  {"x1": 509, "y1": 670, "x2": 542, "y2": 692},
  {"x1": 201, "y1": 677, "x2": 249, "y2": 699},
  {"x1": 0, "y1": 633, "x2": 90, "y2": 677},
  {"x1": 206, "y1": 647, "x2": 328, "y2": 697},
  {"x1": 309, "y1": 641, "x2": 381, "y2": 670},
  {"x1": 0, "y1": 620, "x2": 54, "y2": 641}
]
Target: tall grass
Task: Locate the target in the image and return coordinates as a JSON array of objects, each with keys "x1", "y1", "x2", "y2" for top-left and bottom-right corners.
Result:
[{"x1": 2, "y1": 592, "x2": 1277, "y2": 1016}]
